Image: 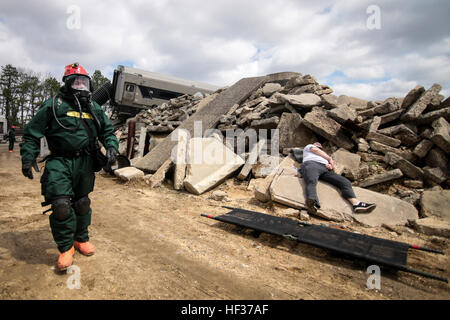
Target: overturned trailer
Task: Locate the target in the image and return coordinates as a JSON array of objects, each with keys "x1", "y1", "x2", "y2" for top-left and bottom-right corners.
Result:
[{"x1": 92, "y1": 65, "x2": 220, "y2": 117}]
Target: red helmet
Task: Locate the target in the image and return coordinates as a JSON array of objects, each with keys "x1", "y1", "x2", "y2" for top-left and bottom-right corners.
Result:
[{"x1": 63, "y1": 62, "x2": 89, "y2": 81}]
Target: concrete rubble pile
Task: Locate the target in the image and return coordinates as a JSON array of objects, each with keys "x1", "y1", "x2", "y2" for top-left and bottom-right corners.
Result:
[
  {"x1": 113, "y1": 91, "x2": 225, "y2": 157},
  {"x1": 110, "y1": 72, "x2": 449, "y2": 236}
]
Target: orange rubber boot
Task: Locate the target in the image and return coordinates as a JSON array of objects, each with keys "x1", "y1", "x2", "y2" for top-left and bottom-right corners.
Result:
[
  {"x1": 74, "y1": 241, "x2": 95, "y2": 256},
  {"x1": 57, "y1": 246, "x2": 75, "y2": 271}
]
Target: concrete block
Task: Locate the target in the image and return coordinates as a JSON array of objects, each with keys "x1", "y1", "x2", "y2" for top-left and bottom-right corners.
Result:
[
  {"x1": 114, "y1": 167, "x2": 145, "y2": 181},
  {"x1": 359, "y1": 169, "x2": 404, "y2": 188},
  {"x1": 253, "y1": 155, "x2": 296, "y2": 202},
  {"x1": 420, "y1": 190, "x2": 450, "y2": 220},
  {"x1": 147, "y1": 158, "x2": 173, "y2": 188},
  {"x1": 431, "y1": 117, "x2": 450, "y2": 154},
  {"x1": 173, "y1": 130, "x2": 189, "y2": 190},
  {"x1": 410, "y1": 217, "x2": 450, "y2": 238},
  {"x1": 270, "y1": 174, "x2": 418, "y2": 226},
  {"x1": 238, "y1": 139, "x2": 266, "y2": 180},
  {"x1": 183, "y1": 137, "x2": 245, "y2": 195}
]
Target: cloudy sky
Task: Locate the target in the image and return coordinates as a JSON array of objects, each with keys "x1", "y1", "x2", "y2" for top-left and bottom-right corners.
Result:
[{"x1": 0, "y1": 0, "x2": 449, "y2": 100}]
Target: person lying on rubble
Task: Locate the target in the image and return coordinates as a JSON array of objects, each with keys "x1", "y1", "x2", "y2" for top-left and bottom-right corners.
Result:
[{"x1": 301, "y1": 142, "x2": 376, "y2": 214}]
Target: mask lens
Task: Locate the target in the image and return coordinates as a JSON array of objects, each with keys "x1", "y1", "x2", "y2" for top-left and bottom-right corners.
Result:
[{"x1": 71, "y1": 76, "x2": 90, "y2": 91}]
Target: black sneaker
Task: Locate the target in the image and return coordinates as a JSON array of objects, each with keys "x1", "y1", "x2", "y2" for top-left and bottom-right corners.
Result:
[
  {"x1": 306, "y1": 198, "x2": 320, "y2": 214},
  {"x1": 353, "y1": 202, "x2": 376, "y2": 214}
]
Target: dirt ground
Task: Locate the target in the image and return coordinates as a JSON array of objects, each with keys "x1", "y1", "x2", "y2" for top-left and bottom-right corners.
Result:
[{"x1": 0, "y1": 142, "x2": 449, "y2": 300}]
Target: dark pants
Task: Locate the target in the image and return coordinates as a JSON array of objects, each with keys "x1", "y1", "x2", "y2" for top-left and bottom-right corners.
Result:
[
  {"x1": 8, "y1": 138, "x2": 14, "y2": 151},
  {"x1": 301, "y1": 161, "x2": 356, "y2": 206}
]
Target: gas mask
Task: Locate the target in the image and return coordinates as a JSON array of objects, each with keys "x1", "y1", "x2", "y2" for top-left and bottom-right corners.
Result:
[{"x1": 66, "y1": 75, "x2": 92, "y2": 108}]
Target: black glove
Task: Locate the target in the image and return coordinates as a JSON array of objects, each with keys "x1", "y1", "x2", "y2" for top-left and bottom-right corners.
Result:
[
  {"x1": 106, "y1": 147, "x2": 118, "y2": 165},
  {"x1": 22, "y1": 161, "x2": 39, "y2": 179}
]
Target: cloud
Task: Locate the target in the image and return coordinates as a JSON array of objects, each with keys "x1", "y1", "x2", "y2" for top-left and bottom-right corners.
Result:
[
  {"x1": 344, "y1": 66, "x2": 386, "y2": 80},
  {"x1": 0, "y1": 0, "x2": 448, "y2": 101},
  {"x1": 332, "y1": 78, "x2": 419, "y2": 101}
]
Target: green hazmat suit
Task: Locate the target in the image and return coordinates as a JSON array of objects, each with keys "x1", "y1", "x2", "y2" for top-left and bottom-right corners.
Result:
[
  {"x1": 20, "y1": 85, "x2": 118, "y2": 253},
  {"x1": 8, "y1": 127, "x2": 15, "y2": 151}
]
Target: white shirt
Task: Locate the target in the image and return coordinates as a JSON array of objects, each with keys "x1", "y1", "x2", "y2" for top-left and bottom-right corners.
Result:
[{"x1": 302, "y1": 144, "x2": 329, "y2": 165}]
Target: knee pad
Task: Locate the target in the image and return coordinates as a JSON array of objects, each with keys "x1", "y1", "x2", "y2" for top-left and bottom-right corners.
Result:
[
  {"x1": 51, "y1": 197, "x2": 72, "y2": 221},
  {"x1": 73, "y1": 196, "x2": 91, "y2": 216}
]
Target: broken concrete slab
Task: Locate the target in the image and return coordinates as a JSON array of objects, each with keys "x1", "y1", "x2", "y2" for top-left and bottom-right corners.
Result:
[
  {"x1": 403, "y1": 180, "x2": 423, "y2": 188},
  {"x1": 420, "y1": 190, "x2": 450, "y2": 220},
  {"x1": 373, "y1": 98, "x2": 401, "y2": 115},
  {"x1": 391, "y1": 125, "x2": 421, "y2": 147},
  {"x1": 196, "y1": 92, "x2": 220, "y2": 112},
  {"x1": 376, "y1": 123, "x2": 421, "y2": 147},
  {"x1": 280, "y1": 101, "x2": 300, "y2": 115},
  {"x1": 270, "y1": 175, "x2": 352, "y2": 222},
  {"x1": 369, "y1": 141, "x2": 416, "y2": 162},
  {"x1": 315, "y1": 87, "x2": 333, "y2": 96},
  {"x1": 378, "y1": 110, "x2": 403, "y2": 126},
  {"x1": 327, "y1": 104, "x2": 359, "y2": 125},
  {"x1": 114, "y1": 167, "x2": 145, "y2": 181},
  {"x1": 359, "y1": 169, "x2": 404, "y2": 188},
  {"x1": 384, "y1": 152, "x2": 424, "y2": 180},
  {"x1": 254, "y1": 155, "x2": 296, "y2": 202},
  {"x1": 357, "y1": 152, "x2": 385, "y2": 163},
  {"x1": 409, "y1": 217, "x2": 450, "y2": 238},
  {"x1": 247, "y1": 178, "x2": 263, "y2": 191},
  {"x1": 136, "y1": 126, "x2": 148, "y2": 159},
  {"x1": 331, "y1": 148, "x2": 361, "y2": 176},
  {"x1": 262, "y1": 83, "x2": 282, "y2": 97},
  {"x1": 430, "y1": 117, "x2": 450, "y2": 154},
  {"x1": 173, "y1": 130, "x2": 189, "y2": 190},
  {"x1": 321, "y1": 94, "x2": 340, "y2": 109},
  {"x1": 401, "y1": 85, "x2": 425, "y2": 109},
  {"x1": 281, "y1": 93, "x2": 322, "y2": 108},
  {"x1": 277, "y1": 113, "x2": 317, "y2": 151},
  {"x1": 357, "y1": 138, "x2": 370, "y2": 153},
  {"x1": 267, "y1": 71, "x2": 303, "y2": 86},
  {"x1": 401, "y1": 83, "x2": 442, "y2": 122},
  {"x1": 288, "y1": 83, "x2": 319, "y2": 95},
  {"x1": 423, "y1": 167, "x2": 448, "y2": 185},
  {"x1": 148, "y1": 133, "x2": 169, "y2": 153},
  {"x1": 252, "y1": 154, "x2": 282, "y2": 178},
  {"x1": 414, "y1": 107, "x2": 450, "y2": 125},
  {"x1": 238, "y1": 139, "x2": 266, "y2": 180},
  {"x1": 285, "y1": 74, "x2": 317, "y2": 89},
  {"x1": 134, "y1": 76, "x2": 267, "y2": 172},
  {"x1": 303, "y1": 108, "x2": 354, "y2": 150},
  {"x1": 250, "y1": 116, "x2": 279, "y2": 130},
  {"x1": 368, "y1": 116, "x2": 381, "y2": 132},
  {"x1": 147, "y1": 158, "x2": 173, "y2": 188},
  {"x1": 425, "y1": 148, "x2": 449, "y2": 170},
  {"x1": 366, "y1": 131, "x2": 401, "y2": 148},
  {"x1": 413, "y1": 139, "x2": 434, "y2": 158},
  {"x1": 269, "y1": 173, "x2": 418, "y2": 226},
  {"x1": 352, "y1": 187, "x2": 419, "y2": 227},
  {"x1": 183, "y1": 137, "x2": 245, "y2": 195}
]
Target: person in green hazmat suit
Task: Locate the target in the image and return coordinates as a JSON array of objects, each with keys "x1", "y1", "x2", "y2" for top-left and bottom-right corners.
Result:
[
  {"x1": 20, "y1": 63, "x2": 119, "y2": 271},
  {"x1": 7, "y1": 126, "x2": 16, "y2": 152}
]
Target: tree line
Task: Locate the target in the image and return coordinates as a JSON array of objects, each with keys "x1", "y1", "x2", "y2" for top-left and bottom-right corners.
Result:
[{"x1": 0, "y1": 64, "x2": 110, "y2": 129}]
